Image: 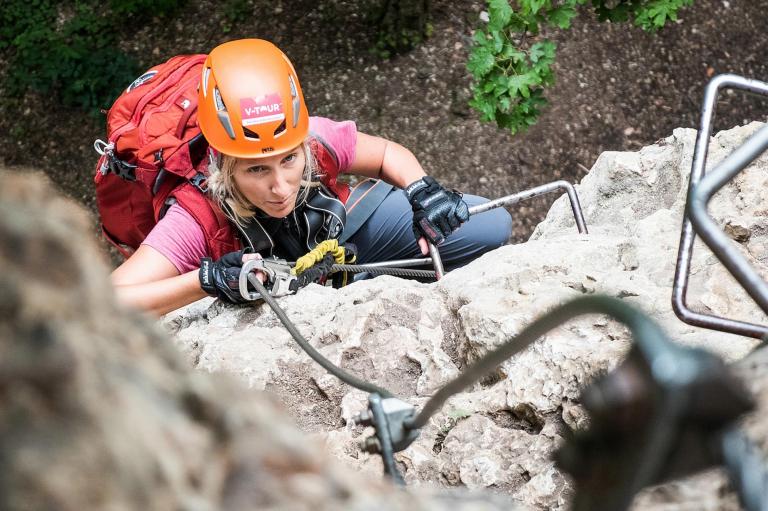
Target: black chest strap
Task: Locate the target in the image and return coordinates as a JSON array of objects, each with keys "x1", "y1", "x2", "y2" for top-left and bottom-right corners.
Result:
[{"x1": 236, "y1": 185, "x2": 347, "y2": 260}]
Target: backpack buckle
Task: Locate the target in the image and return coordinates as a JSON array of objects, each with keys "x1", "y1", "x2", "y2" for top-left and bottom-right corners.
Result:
[
  {"x1": 95, "y1": 139, "x2": 137, "y2": 181},
  {"x1": 107, "y1": 155, "x2": 137, "y2": 181},
  {"x1": 190, "y1": 172, "x2": 208, "y2": 193}
]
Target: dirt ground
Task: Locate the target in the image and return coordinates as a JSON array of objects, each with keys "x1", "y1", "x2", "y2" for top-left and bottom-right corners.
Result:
[{"x1": 2, "y1": 0, "x2": 767, "y2": 257}]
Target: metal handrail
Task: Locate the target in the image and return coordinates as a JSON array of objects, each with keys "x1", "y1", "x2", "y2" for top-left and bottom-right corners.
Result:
[
  {"x1": 688, "y1": 123, "x2": 768, "y2": 319},
  {"x1": 672, "y1": 74, "x2": 768, "y2": 338},
  {"x1": 428, "y1": 180, "x2": 589, "y2": 278}
]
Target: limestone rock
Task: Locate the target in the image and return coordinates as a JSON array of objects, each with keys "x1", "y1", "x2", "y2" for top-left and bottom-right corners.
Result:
[
  {"x1": 169, "y1": 123, "x2": 768, "y2": 510},
  {"x1": 0, "y1": 169, "x2": 513, "y2": 511}
]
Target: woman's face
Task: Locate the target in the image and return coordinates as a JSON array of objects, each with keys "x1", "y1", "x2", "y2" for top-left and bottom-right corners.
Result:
[{"x1": 232, "y1": 145, "x2": 306, "y2": 218}]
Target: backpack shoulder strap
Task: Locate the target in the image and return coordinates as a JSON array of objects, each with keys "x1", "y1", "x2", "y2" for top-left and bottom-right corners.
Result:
[
  {"x1": 308, "y1": 131, "x2": 340, "y2": 169},
  {"x1": 339, "y1": 178, "x2": 394, "y2": 243},
  {"x1": 171, "y1": 183, "x2": 240, "y2": 260},
  {"x1": 309, "y1": 135, "x2": 352, "y2": 203}
]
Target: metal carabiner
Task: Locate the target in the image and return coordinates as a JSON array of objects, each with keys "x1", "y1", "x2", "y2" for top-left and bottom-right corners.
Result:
[{"x1": 238, "y1": 258, "x2": 298, "y2": 301}]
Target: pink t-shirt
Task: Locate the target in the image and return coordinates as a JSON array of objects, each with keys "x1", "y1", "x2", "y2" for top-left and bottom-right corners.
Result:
[
  {"x1": 142, "y1": 116, "x2": 357, "y2": 274},
  {"x1": 309, "y1": 116, "x2": 357, "y2": 172}
]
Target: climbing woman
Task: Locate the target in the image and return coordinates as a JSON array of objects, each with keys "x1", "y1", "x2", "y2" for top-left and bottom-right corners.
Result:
[{"x1": 109, "y1": 38, "x2": 512, "y2": 315}]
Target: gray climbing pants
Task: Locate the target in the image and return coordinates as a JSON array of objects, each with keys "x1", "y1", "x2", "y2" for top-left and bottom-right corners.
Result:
[{"x1": 347, "y1": 190, "x2": 513, "y2": 271}]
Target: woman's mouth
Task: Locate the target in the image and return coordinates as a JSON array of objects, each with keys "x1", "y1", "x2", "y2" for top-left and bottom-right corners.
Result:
[{"x1": 267, "y1": 195, "x2": 293, "y2": 207}]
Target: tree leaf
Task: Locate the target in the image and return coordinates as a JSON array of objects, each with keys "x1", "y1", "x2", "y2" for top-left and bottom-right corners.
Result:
[
  {"x1": 473, "y1": 30, "x2": 489, "y2": 45},
  {"x1": 529, "y1": 40, "x2": 555, "y2": 63},
  {"x1": 491, "y1": 30, "x2": 505, "y2": 52},
  {"x1": 467, "y1": 46, "x2": 496, "y2": 78},
  {"x1": 502, "y1": 45, "x2": 527, "y2": 63},
  {"x1": 488, "y1": 0, "x2": 513, "y2": 31},
  {"x1": 547, "y1": 5, "x2": 577, "y2": 29},
  {"x1": 507, "y1": 73, "x2": 535, "y2": 97},
  {"x1": 493, "y1": 73, "x2": 510, "y2": 96},
  {"x1": 526, "y1": 0, "x2": 548, "y2": 15}
]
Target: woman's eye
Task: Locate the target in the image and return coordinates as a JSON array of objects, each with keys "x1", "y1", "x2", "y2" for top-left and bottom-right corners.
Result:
[
  {"x1": 283, "y1": 153, "x2": 298, "y2": 164},
  {"x1": 247, "y1": 166, "x2": 267, "y2": 173}
]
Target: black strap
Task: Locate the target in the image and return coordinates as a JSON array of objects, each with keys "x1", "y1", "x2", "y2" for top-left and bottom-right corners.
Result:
[
  {"x1": 107, "y1": 153, "x2": 137, "y2": 181},
  {"x1": 340, "y1": 179, "x2": 393, "y2": 243},
  {"x1": 238, "y1": 185, "x2": 347, "y2": 260},
  {"x1": 296, "y1": 253, "x2": 336, "y2": 288}
]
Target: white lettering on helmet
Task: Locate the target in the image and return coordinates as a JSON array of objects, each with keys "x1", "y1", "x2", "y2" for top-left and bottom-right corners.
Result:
[
  {"x1": 240, "y1": 94, "x2": 285, "y2": 126},
  {"x1": 243, "y1": 103, "x2": 281, "y2": 116}
]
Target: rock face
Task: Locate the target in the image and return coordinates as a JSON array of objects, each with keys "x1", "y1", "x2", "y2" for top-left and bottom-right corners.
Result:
[
  {"x1": 0, "y1": 169, "x2": 514, "y2": 511},
  {"x1": 168, "y1": 122, "x2": 768, "y2": 510}
]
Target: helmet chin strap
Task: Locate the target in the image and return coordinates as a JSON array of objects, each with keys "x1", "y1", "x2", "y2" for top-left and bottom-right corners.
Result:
[{"x1": 207, "y1": 147, "x2": 222, "y2": 171}]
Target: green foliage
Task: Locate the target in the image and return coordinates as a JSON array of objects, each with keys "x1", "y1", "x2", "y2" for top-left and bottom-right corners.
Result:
[
  {"x1": 1, "y1": 0, "x2": 186, "y2": 115},
  {"x1": 370, "y1": 0, "x2": 431, "y2": 58},
  {"x1": 108, "y1": 0, "x2": 184, "y2": 17},
  {"x1": 591, "y1": 0, "x2": 694, "y2": 30},
  {"x1": 373, "y1": 26, "x2": 430, "y2": 59},
  {"x1": 447, "y1": 408, "x2": 473, "y2": 420},
  {"x1": 0, "y1": 0, "x2": 55, "y2": 52},
  {"x1": 632, "y1": 0, "x2": 695, "y2": 31},
  {"x1": 468, "y1": 0, "x2": 695, "y2": 134},
  {"x1": 221, "y1": 0, "x2": 252, "y2": 34}
]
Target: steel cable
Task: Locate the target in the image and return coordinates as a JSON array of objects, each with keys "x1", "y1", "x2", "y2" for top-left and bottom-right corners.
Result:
[
  {"x1": 406, "y1": 295, "x2": 669, "y2": 430},
  {"x1": 247, "y1": 274, "x2": 395, "y2": 398},
  {"x1": 247, "y1": 272, "x2": 764, "y2": 507},
  {"x1": 722, "y1": 429, "x2": 768, "y2": 511},
  {"x1": 330, "y1": 264, "x2": 436, "y2": 279}
]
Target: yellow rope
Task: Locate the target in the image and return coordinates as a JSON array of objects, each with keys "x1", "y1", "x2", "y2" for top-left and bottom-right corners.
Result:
[{"x1": 291, "y1": 239, "x2": 346, "y2": 275}]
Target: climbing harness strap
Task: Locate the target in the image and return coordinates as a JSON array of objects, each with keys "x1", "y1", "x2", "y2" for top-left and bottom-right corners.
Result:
[
  {"x1": 339, "y1": 178, "x2": 394, "y2": 243},
  {"x1": 295, "y1": 254, "x2": 336, "y2": 289},
  {"x1": 235, "y1": 185, "x2": 347, "y2": 260}
]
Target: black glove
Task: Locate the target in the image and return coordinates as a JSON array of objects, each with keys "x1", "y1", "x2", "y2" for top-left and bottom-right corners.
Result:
[
  {"x1": 404, "y1": 176, "x2": 470, "y2": 245},
  {"x1": 199, "y1": 250, "x2": 250, "y2": 304}
]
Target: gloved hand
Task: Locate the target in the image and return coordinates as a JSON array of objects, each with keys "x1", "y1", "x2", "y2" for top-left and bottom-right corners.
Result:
[
  {"x1": 199, "y1": 250, "x2": 256, "y2": 304},
  {"x1": 404, "y1": 176, "x2": 470, "y2": 245}
]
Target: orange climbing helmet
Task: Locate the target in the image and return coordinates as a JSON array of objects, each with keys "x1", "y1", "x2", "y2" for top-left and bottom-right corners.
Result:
[{"x1": 198, "y1": 39, "x2": 309, "y2": 159}]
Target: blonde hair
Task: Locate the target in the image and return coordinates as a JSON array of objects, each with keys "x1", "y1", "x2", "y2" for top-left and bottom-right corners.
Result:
[{"x1": 207, "y1": 141, "x2": 318, "y2": 227}]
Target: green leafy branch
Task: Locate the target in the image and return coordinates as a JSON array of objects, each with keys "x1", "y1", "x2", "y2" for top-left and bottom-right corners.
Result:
[
  {"x1": 593, "y1": 0, "x2": 695, "y2": 30},
  {"x1": 1, "y1": 0, "x2": 186, "y2": 115},
  {"x1": 467, "y1": 0, "x2": 695, "y2": 135}
]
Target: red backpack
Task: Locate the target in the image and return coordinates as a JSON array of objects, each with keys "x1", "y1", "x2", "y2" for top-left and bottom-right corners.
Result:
[{"x1": 93, "y1": 54, "x2": 236, "y2": 259}]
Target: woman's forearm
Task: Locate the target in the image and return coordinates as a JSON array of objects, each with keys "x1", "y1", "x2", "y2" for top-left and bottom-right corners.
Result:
[
  {"x1": 378, "y1": 141, "x2": 427, "y2": 189},
  {"x1": 113, "y1": 270, "x2": 208, "y2": 316}
]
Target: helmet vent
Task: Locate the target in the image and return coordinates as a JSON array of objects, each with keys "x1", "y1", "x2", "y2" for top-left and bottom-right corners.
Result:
[
  {"x1": 288, "y1": 74, "x2": 301, "y2": 128},
  {"x1": 243, "y1": 126, "x2": 261, "y2": 141},
  {"x1": 213, "y1": 86, "x2": 235, "y2": 140},
  {"x1": 273, "y1": 118, "x2": 287, "y2": 138},
  {"x1": 217, "y1": 112, "x2": 236, "y2": 140},
  {"x1": 292, "y1": 98, "x2": 301, "y2": 128},
  {"x1": 202, "y1": 67, "x2": 211, "y2": 97},
  {"x1": 213, "y1": 87, "x2": 226, "y2": 111}
]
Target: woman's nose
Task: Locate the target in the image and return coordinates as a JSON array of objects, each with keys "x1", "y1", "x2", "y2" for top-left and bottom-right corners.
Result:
[{"x1": 270, "y1": 172, "x2": 290, "y2": 196}]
